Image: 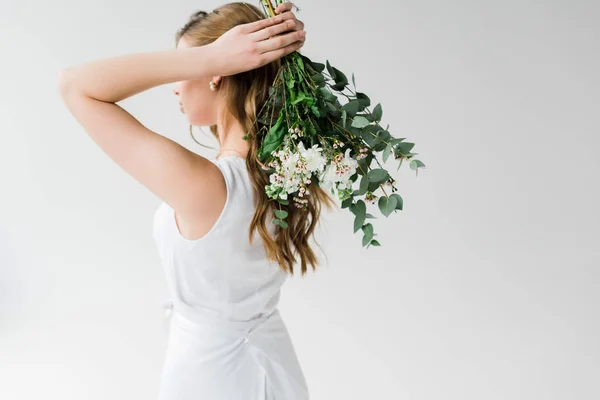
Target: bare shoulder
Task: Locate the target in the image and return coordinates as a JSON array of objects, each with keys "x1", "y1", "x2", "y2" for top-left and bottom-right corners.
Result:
[{"x1": 172, "y1": 156, "x2": 227, "y2": 241}]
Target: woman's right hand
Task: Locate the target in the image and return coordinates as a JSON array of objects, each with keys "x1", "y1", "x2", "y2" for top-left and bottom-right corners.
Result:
[{"x1": 208, "y1": 4, "x2": 306, "y2": 77}]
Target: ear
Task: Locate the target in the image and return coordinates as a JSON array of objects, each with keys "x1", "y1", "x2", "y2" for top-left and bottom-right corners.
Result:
[{"x1": 212, "y1": 75, "x2": 223, "y2": 85}]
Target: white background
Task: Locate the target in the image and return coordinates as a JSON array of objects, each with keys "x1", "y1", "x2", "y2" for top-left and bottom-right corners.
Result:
[{"x1": 1, "y1": 0, "x2": 598, "y2": 399}]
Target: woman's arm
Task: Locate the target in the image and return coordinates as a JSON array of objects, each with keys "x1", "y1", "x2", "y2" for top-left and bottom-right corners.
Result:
[
  {"x1": 58, "y1": 45, "x2": 216, "y2": 103},
  {"x1": 57, "y1": 5, "x2": 303, "y2": 217}
]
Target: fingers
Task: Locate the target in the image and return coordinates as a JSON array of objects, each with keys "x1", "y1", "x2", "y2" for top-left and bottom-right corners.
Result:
[
  {"x1": 275, "y1": 1, "x2": 294, "y2": 15},
  {"x1": 256, "y1": 28, "x2": 305, "y2": 55},
  {"x1": 240, "y1": 13, "x2": 285, "y2": 34},
  {"x1": 259, "y1": 37, "x2": 304, "y2": 67},
  {"x1": 252, "y1": 17, "x2": 300, "y2": 42}
]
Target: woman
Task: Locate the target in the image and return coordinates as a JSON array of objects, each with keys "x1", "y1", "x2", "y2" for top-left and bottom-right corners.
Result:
[{"x1": 59, "y1": 1, "x2": 335, "y2": 399}]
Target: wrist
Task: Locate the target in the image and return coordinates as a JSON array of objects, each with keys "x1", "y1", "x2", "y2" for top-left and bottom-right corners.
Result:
[{"x1": 179, "y1": 44, "x2": 219, "y2": 80}]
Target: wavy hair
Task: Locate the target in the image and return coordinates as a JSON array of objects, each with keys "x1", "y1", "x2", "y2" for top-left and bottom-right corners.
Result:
[{"x1": 175, "y1": 2, "x2": 336, "y2": 275}]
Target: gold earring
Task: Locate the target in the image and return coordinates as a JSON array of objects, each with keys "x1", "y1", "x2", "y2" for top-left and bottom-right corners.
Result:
[{"x1": 209, "y1": 81, "x2": 218, "y2": 91}]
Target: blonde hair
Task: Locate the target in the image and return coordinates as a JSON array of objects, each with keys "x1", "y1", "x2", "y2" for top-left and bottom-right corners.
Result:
[{"x1": 176, "y1": 2, "x2": 336, "y2": 275}]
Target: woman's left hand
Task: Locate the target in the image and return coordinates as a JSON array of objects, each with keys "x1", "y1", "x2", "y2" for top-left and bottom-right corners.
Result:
[{"x1": 208, "y1": 2, "x2": 306, "y2": 77}]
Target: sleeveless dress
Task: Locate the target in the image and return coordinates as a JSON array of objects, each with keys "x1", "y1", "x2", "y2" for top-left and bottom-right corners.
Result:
[{"x1": 152, "y1": 155, "x2": 310, "y2": 400}]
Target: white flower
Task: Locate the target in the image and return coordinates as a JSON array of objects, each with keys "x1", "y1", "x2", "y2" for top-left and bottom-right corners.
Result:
[
  {"x1": 342, "y1": 148, "x2": 358, "y2": 175},
  {"x1": 283, "y1": 174, "x2": 301, "y2": 194},
  {"x1": 319, "y1": 163, "x2": 337, "y2": 190},
  {"x1": 297, "y1": 142, "x2": 327, "y2": 173},
  {"x1": 281, "y1": 151, "x2": 300, "y2": 174},
  {"x1": 318, "y1": 149, "x2": 359, "y2": 192}
]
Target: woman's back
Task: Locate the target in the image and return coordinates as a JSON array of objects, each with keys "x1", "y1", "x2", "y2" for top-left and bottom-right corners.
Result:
[
  {"x1": 153, "y1": 155, "x2": 287, "y2": 321},
  {"x1": 152, "y1": 155, "x2": 309, "y2": 399}
]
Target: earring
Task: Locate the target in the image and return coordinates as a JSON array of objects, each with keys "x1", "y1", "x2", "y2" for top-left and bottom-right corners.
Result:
[{"x1": 209, "y1": 80, "x2": 219, "y2": 91}]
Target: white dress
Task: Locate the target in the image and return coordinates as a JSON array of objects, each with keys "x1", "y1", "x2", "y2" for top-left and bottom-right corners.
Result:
[{"x1": 152, "y1": 155, "x2": 309, "y2": 400}]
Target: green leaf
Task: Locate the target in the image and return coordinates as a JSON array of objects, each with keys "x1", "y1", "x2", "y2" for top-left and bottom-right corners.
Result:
[
  {"x1": 365, "y1": 213, "x2": 377, "y2": 219},
  {"x1": 367, "y1": 168, "x2": 389, "y2": 184},
  {"x1": 389, "y1": 193, "x2": 403, "y2": 210},
  {"x1": 362, "y1": 233, "x2": 370, "y2": 247},
  {"x1": 295, "y1": 55, "x2": 305, "y2": 72},
  {"x1": 286, "y1": 78, "x2": 296, "y2": 89},
  {"x1": 361, "y1": 223, "x2": 374, "y2": 241},
  {"x1": 259, "y1": 112, "x2": 287, "y2": 160},
  {"x1": 356, "y1": 92, "x2": 371, "y2": 109},
  {"x1": 367, "y1": 180, "x2": 381, "y2": 192},
  {"x1": 372, "y1": 103, "x2": 383, "y2": 121},
  {"x1": 351, "y1": 116, "x2": 370, "y2": 128},
  {"x1": 311, "y1": 73, "x2": 325, "y2": 86},
  {"x1": 353, "y1": 214, "x2": 365, "y2": 233},
  {"x1": 410, "y1": 159, "x2": 426, "y2": 170},
  {"x1": 350, "y1": 199, "x2": 366, "y2": 218},
  {"x1": 369, "y1": 239, "x2": 381, "y2": 247},
  {"x1": 342, "y1": 109, "x2": 347, "y2": 129},
  {"x1": 378, "y1": 196, "x2": 398, "y2": 217},
  {"x1": 278, "y1": 198, "x2": 289, "y2": 205},
  {"x1": 340, "y1": 100, "x2": 360, "y2": 117},
  {"x1": 396, "y1": 142, "x2": 415, "y2": 156},
  {"x1": 274, "y1": 209, "x2": 288, "y2": 219},
  {"x1": 278, "y1": 219, "x2": 288, "y2": 228},
  {"x1": 326, "y1": 60, "x2": 336, "y2": 80},
  {"x1": 341, "y1": 197, "x2": 353, "y2": 209},
  {"x1": 382, "y1": 143, "x2": 392, "y2": 162},
  {"x1": 352, "y1": 199, "x2": 367, "y2": 232},
  {"x1": 396, "y1": 157, "x2": 404, "y2": 171},
  {"x1": 352, "y1": 72, "x2": 356, "y2": 90},
  {"x1": 291, "y1": 91, "x2": 306, "y2": 105},
  {"x1": 357, "y1": 174, "x2": 369, "y2": 195},
  {"x1": 332, "y1": 67, "x2": 348, "y2": 85},
  {"x1": 309, "y1": 60, "x2": 325, "y2": 73},
  {"x1": 273, "y1": 218, "x2": 289, "y2": 229}
]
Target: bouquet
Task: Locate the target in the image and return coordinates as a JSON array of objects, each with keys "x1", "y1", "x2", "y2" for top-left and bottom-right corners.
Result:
[{"x1": 252, "y1": 0, "x2": 426, "y2": 248}]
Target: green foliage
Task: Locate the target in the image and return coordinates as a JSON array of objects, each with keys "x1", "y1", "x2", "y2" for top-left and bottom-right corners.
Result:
[{"x1": 255, "y1": 1, "x2": 426, "y2": 248}]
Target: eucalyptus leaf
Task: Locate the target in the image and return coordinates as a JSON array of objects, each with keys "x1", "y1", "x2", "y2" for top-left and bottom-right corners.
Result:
[
  {"x1": 362, "y1": 233, "x2": 370, "y2": 247},
  {"x1": 341, "y1": 197, "x2": 353, "y2": 209},
  {"x1": 273, "y1": 218, "x2": 288, "y2": 228},
  {"x1": 396, "y1": 142, "x2": 415, "y2": 155},
  {"x1": 350, "y1": 199, "x2": 366, "y2": 218},
  {"x1": 367, "y1": 168, "x2": 389, "y2": 183},
  {"x1": 326, "y1": 60, "x2": 336, "y2": 80},
  {"x1": 340, "y1": 100, "x2": 360, "y2": 117},
  {"x1": 410, "y1": 159, "x2": 426, "y2": 170},
  {"x1": 383, "y1": 143, "x2": 392, "y2": 162},
  {"x1": 361, "y1": 223, "x2": 374, "y2": 241},
  {"x1": 356, "y1": 92, "x2": 371, "y2": 109},
  {"x1": 332, "y1": 67, "x2": 348, "y2": 85},
  {"x1": 372, "y1": 103, "x2": 382, "y2": 121},
  {"x1": 389, "y1": 138, "x2": 405, "y2": 145},
  {"x1": 389, "y1": 193, "x2": 403, "y2": 210},
  {"x1": 357, "y1": 174, "x2": 369, "y2": 195},
  {"x1": 274, "y1": 209, "x2": 288, "y2": 219},
  {"x1": 353, "y1": 214, "x2": 365, "y2": 233},
  {"x1": 351, "y1": 116, "x2": 370, "y2": 128},
  {"x1": 378, "y1": 196, "x2": 398, "y2": 217},
  {"x1": 311, "y1": 73, "x2": 325, "y2": 86}
]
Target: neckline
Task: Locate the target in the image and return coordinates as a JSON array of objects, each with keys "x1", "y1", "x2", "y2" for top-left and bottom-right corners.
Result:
[{"x1": 214, "y1": 155, "x2": 246, "y2": 162}]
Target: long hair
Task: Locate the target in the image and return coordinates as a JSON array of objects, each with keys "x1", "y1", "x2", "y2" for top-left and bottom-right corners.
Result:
[{"x1": 175, "y1": 2, "x2": 336, "y2": 276}]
